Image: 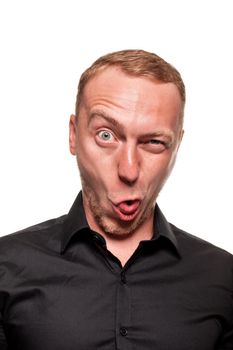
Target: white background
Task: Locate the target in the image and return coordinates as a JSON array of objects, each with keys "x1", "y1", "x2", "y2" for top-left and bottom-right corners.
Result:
[{"x1": 0, "y1": 1, "x2": 232, "y2": 253}]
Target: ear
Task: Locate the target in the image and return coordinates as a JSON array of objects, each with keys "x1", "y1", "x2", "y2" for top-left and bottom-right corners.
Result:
[
  {"x1": 177, "y1": 129, "x2": 184, "y2": 151},
  {"x1": 69, "y1": 114, "x2": 77, "y2": 155}
]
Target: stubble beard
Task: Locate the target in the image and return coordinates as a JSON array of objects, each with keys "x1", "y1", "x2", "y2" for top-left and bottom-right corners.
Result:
[
  {"x1": 81, "y1": 181, "x2": 154, "y2": 238},
  {"x1": 89, "y1": 193, "x2": 154, "y2": 238}
]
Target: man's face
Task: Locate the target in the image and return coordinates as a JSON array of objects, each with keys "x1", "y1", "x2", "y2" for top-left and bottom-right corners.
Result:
[{"x1": 69, "y1": 67, "x2": 183, "y2": 237}]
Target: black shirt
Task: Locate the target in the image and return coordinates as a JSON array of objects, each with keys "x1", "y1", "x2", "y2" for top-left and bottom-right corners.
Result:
[{"x1": 0, "y1": 192, "x2": 232, "y2": 350}]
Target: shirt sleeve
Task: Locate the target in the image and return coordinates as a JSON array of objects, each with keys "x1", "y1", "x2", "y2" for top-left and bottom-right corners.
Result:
[
  {"x1": 0, "y1": 312, "x2": 8, "y2": 350},
  {"x1": 217, "y1": 263, "x2": 233, "y2": 350}
]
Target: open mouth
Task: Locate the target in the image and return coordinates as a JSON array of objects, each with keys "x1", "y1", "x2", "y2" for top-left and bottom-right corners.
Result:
[{"x1": 112, "y1": 199, "x2": 141, "y2": 221}]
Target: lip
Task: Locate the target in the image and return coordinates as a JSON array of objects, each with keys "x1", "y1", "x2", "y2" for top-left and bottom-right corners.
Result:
[{"x1": 111, "y1": 199, "x2": 141, "y2": 222}]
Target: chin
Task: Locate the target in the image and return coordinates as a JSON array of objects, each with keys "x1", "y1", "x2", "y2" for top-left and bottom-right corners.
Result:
[
  {"x1": 82, "y1": 182, "x2": 155, "y2": 238},
  {"x1": 97, "y1": 219, "x2": 138, "y2": 237},
  {"x1": 94, "y1": 204, "x2": 153, "y2": 238}
]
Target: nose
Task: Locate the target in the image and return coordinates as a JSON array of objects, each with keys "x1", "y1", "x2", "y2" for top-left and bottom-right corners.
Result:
[{"x1": 118, "y1": 143, "x2": 140, "y2": 185}]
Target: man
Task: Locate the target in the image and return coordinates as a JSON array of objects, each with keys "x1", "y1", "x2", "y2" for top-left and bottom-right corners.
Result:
[{"x1": 0, "y1": 50, "x2": 232, "y2": 349}]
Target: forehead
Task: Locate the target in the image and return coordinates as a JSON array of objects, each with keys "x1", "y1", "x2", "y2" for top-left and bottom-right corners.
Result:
[
  {"x1": 81, "y1": 67, "x2": 183, "y2": 129},
  {"x1": 84, "y1": 67, "x2": 181, "y2": 104}
]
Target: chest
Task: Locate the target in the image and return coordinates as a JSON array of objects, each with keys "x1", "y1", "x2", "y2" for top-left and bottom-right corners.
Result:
[{"x1": 3, "y1": 261, "x2": 226, "y2": 350}]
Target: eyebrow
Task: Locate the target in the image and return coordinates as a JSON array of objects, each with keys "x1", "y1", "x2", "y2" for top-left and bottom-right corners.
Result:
[
  {"x1": 88, "y1": 110, "x2": 123, "y2": 130},
  {"x1": 88, "y1": 109, "x2": 175, "y2": 142}
]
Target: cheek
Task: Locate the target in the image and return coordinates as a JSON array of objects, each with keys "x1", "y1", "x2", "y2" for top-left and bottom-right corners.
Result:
[
  {"x1": 76, "y1": 141, "x2": 116, "y2": 190},
  {"x1": 145, "y1": 152, "x2": 176, "y2": 187},
  {"x1": 165, "y1": 151, "x2": 178, "y2": 175}
]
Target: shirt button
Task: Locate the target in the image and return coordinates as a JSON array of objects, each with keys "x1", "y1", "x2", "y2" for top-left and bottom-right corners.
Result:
[{"x1": 120, "y1": 327, "x2": 128, "y2": 336}]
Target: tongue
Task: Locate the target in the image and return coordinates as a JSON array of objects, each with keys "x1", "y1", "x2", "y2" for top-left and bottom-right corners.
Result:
[{"x1": 118, "y1": 200, "x2": 140, "y2": 214}]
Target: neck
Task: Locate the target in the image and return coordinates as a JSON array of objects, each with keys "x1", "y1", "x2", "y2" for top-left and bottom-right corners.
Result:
[
  {"x1": 103, "y1": 218, "x2": 154, "y2": 266},
  {"x1": 88, "y1": 211, "x2": 154, "y2": 267}
]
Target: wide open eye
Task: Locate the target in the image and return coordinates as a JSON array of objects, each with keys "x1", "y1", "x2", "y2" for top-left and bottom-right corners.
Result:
[{"x1": 98, "y1": 130, "x2": 114, "y2": 141}]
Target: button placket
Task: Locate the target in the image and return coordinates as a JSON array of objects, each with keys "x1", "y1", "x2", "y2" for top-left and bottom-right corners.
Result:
[
  {"x1": 121, "y1": 270, "x2": 127, "y2": 284},
  {"x1": 115, "y1": 269, "x2": 132, "y2": 349}
]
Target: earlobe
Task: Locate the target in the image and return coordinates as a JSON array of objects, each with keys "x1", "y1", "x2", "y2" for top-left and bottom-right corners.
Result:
[{"x1": 69, "y1": 114, "x2": 77, "y2": 155}]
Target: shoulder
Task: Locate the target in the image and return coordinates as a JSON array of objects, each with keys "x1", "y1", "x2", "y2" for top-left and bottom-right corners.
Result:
[
  {"x1": 0, "y1": 215, "x2": 67, "y2": 257},
  {"x1": 171, "y1": 223, "x2": 233, "y2": 279},
  {"x1": 172, "y1": 223, "x2": 232, "y2": 257},
  {"x1": 0, "y1": 216, "x2": 67, "y2": 296}
]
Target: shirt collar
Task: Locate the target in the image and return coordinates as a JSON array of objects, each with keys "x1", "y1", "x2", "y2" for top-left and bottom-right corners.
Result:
[
  {"x1": 61, "y1": 191, "x2": 180, "y2": 255},
  {"x1": 61, "y1": 192, "x2": 89, "y2": 253},
  {"x1": 153, "y1": 205, "x2": 180, "y2": 256}
]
